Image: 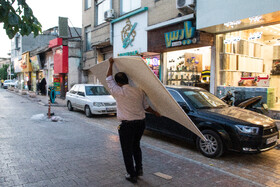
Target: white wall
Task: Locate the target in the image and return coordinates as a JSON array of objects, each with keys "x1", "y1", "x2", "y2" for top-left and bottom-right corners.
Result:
[
  {"x1": 197, "y1": 0, "x2": 280, "y2": 30},
  {"x1": 68, "y1": 58, "x2": 80, "y2": 88}
]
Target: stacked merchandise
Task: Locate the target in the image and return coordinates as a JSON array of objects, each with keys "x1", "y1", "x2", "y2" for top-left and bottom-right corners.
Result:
[{"x1": 254, "y1": 43, "x2": 262, "y2": 58}]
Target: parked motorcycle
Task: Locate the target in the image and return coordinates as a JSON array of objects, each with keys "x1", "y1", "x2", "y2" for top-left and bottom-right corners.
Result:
[{"x1": 221, "y1": 90, "x2": 268, "y2": 115}]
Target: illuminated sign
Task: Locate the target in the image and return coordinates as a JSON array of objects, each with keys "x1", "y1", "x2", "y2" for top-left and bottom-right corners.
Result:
[
  {"x1": 224, "y1": 31, "x2": 262, "y2": 44},
  {"x1": 121, "y1": 19, "x2": 137, "y2": 49},
  {"x1": 145, "y1": 57, "x2": 159, "y2": 66},
  {"x1": 164, "y1": 21, "x2": 196, "y2": 48},
  {"x1": 249, "y1": 16, "x2": 262, "y2": 23},
  {"x1": 224, "y1": 36, "x2": 241, "y2": 44},
  {"x1": 224, "y1": 20, "x2": 241, "y2": 28},
  {"x1": 248, "y1": 32, "x2": 262, "y2": 40}
]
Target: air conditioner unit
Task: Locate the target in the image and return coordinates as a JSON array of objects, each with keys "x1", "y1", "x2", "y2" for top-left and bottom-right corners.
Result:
[
  {"x1": 104, "y1": 9, "x2": 115, "y2": 22},
  {"x1": 176, "y1": 0, "x2": 194, "y2": 9}
]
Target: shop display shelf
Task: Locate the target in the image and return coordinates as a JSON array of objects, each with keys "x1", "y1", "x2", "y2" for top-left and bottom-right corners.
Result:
[
  {"x1": 220, "y1": 69, "x2": 263, "y2": 73},
  {"x1": 220, "y1": 52, "x2": 264, "y2": 60},
  {"x1": 168, "y1": 70, "x2": 201, "y2": 73}
]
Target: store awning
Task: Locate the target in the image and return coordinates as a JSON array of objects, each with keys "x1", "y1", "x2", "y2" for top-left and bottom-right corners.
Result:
[{"x1": 30, "y1": 45, "x2": 51, "y2": 56}]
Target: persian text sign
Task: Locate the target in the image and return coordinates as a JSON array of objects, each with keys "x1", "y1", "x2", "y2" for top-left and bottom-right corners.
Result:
[{"x1": 164, "y1": 21, "x2": 196, "y2": 48}]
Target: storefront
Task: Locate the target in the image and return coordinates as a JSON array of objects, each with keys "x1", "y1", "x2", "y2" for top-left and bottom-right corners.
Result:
[
  {"x1": 147, "y1": 19, "x2": 214, "y2": 90},
  {"x1": 21, "y1": 52, "x2": 33, "y2": 90},
  {"x1": 215, "y1": 22, "x2": 280, "y2": 109},
  {"x1": 13, "y1": 57, "x2": 23, "y2": 88},
  {"x1": 111, "y1": 7, "x2": 163, "y2": 77},
  {"x1": 30, "y1": 55, "x2": 43, "y2": 92},
  {"x1": 196, "y1": 0, "x2": 280, "y2": 110},
  {"x1": 111, "y1": 9, "x2": 214, "y2": 89},
  {"x1": 49, "y1": 38, "x2": 69, "y2": 98}
]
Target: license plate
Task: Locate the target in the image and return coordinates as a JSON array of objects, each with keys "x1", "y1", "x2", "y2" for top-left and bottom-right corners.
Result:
[
  {"x1": 106, "y1": 109, "x2": 115, "y2": 112},
  {"x1": 266, "y1": 136, "x2": 278, "y2": 144}
]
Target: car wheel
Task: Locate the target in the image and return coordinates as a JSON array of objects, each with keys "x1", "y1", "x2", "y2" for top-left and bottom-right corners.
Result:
[
  {"x1": 196, "y1": 129, "x2": 224, "y2": 158},
  {"x1": 67, "y1": 101, "x2": 73, "y2": 111},
  {"x1": 85, "y1": 105, "x2": 92, "y2": 117}
]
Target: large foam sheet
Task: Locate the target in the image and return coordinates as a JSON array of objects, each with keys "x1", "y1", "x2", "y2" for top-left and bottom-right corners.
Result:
[{"x1": 90, "y1": 56, "x2": 206, "y2": 141}]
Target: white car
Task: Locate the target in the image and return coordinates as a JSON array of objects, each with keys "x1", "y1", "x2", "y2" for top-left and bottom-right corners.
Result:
[
  {"x1": 3, "y1": 80, "x2": 12, "y2": 89},
  {"x1": 66, "y1": 84, "x2": 117, "y2": 117},
  {"x1": 9, "y1": 80, "x2": 18, "y2": 88},
  {"x1": 3, "y1": 80, "x2": 18, "y2": 89}
]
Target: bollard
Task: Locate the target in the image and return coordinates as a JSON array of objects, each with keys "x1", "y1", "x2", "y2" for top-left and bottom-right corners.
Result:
[{"x1": 48, "y1": 98, "x2": 51, "y2": 118}]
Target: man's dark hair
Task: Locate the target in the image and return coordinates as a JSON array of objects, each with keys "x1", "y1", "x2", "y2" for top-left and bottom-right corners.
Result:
[{"x1": 115, "y1": 72, "x2": 129, "y2": 85}]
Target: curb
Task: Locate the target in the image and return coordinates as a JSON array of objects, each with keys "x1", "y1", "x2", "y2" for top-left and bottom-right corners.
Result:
[{"x1": 6, "y1": 89, "x2": 66, "y2": 107}]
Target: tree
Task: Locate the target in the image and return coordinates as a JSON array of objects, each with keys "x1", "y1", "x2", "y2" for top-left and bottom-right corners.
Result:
[
  {"x1": 0, "y1": 0, "x2": 42, "y2": 39},
  {"x1": 0, "y1": 64, "x2": 16, "y2": 80},
  {"x1": 0, "y1": 64, "x2": 9, "y2": 80}
]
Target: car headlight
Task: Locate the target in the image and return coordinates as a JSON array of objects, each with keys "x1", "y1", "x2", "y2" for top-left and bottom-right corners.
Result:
[
  {"x1": 93, "y1": 102, "x2": 105, "y2": 107},
  {"x1": 235, "y1": 125, "x2": 259, "y2": 135}
]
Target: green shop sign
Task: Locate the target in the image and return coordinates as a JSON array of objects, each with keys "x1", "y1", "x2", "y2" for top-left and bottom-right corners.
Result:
[
  {"x1": 118, "y1": 50, "x2": 139, "y2": 56},
  {"x1": 164, "y1": 21, "x2": 196, "y2": 48}
]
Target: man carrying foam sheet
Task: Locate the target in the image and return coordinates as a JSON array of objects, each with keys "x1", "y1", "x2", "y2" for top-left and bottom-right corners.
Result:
[{"x1": 106, "y1": 57, "x2": 160, "y2": 183}]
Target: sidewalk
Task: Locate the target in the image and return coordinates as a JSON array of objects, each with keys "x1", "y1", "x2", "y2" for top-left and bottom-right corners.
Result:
[
  {"x1": 0, "y1": 90, "x2": 263, "y2": 187},
  {"x1": 2, "y1": 87, "x2": 278, "y2": 186},
  {"x1": 6, "y1": 88, "x2": 67, "y2": 107}
]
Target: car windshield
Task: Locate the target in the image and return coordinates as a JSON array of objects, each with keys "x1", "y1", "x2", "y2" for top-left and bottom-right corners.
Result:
[
  {"x1": 85, "y1": 86, "x2": 110, "y2": 96},
  {"x1": 182, "y1": 90, "x2": 228, "y2": 109},
  {"x1": 4, "y1": 80, "x2": 11, "y2": 83}
]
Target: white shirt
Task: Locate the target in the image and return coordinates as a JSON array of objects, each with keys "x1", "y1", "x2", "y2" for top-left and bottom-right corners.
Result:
[{"x1": 106, "y1": 75, "x2": 149, "y2": 121}]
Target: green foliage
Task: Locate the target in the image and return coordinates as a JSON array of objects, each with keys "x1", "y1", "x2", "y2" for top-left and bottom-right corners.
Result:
[
  {"x1": 0, "y1": 0, "x2": 42, "y2": 39},
  {"x1": 0, "y1": 64, "x2": 9, "y2": 80},
  {"x1": 0, "y1": 64, "x2": 16, "y2": 80}
]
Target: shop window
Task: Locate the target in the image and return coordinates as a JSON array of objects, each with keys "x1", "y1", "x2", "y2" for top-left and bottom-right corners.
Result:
[
  {"x1": 216, "y1": 24, "x2": 280, "y2": 109},
  {"x1": 85, "y1": 0, "x2": 91, "y2": 10},
  {"x1": 142, "y1": 56, "x2": 161, "y2": 78},
  {"x1": 121, "y1": 0, "x2": 141, "y2": 15},
  {"x1": 166, "y1": 47, "x2": 211, "y2": 87},
  {"x1": 95, "y1": 0, "x2": 110, "y2": 25},
  {"x1": 85, "y1": 26, "x2": 91, "y2": 51}
]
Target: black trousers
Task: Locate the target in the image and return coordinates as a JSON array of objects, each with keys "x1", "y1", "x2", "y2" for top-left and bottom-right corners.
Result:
[{"x1": 118, "y1": 119, "x2": 145, "y2": 177}]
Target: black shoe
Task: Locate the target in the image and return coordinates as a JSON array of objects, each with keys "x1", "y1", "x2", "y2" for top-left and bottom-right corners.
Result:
[
  {"x1": 136, "y1": 169, "x2": 143, "y2": 176},
  {"x1": 125, "y1": 174, "x2": 137, "y2": 183}
]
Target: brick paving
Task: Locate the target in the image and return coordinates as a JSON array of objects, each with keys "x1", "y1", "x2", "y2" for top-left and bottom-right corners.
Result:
[{"x1": 1, "y1": 89, "x2": 278, "y2": 186}]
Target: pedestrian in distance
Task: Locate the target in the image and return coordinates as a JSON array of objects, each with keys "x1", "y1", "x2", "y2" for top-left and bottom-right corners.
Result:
[
  {"x1": 40, "y1": 78, "x2": 47, "y2": 95},
  {"x1": 36, "y1": 79, "x2": 41, "y2": 95},
  {"x1": 27, "y1": 80, "x2": 31, "y2": 91},
  {"x1": 106, "y1": 57, "x2": 160, "y2": 184}
]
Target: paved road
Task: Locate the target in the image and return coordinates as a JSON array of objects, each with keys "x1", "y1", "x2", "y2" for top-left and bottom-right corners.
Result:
[{"x1": 1, "y1": 88, "x2": 279, "y2": 186}]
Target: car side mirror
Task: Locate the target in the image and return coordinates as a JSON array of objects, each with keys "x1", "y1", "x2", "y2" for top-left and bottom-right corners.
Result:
[{"x1": 78, "y1": 92, "x2": 85, "y2": 96}]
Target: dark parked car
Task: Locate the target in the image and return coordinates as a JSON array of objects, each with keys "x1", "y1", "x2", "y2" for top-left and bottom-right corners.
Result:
[{"x1": 145, "y1": 86, "x2": 279, "y2": 158}]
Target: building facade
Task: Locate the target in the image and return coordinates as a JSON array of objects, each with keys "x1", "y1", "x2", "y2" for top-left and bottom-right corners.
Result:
[
  {"x1": 196, "y1": 0, "x2": 280, "y2": 110},
  {"x1": 0, "y1": 58, "x2": 10, "y2": 68},
  {"x1": 82, "y1": 0, "x2": 213, "y2": 92},
  {"x1": 11, "y1": 26, "x2": 82, "y2": 98}
]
